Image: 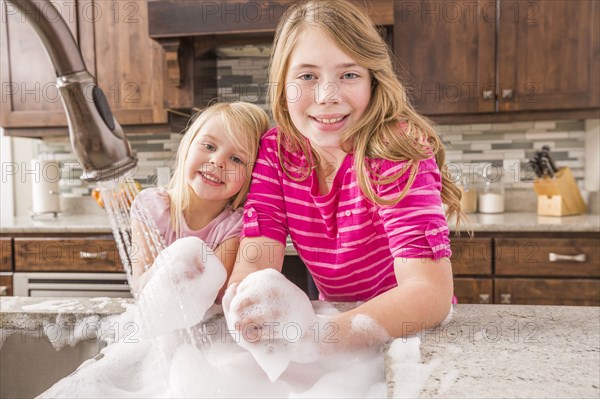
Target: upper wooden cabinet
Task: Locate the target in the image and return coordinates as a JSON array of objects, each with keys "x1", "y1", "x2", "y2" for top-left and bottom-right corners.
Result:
[
  {"x1": 394, "y1": 0, "x2": 600, "y2": 121},
  {"x1": 0, "y1": 0, "x2": 167, "y2": 131}
]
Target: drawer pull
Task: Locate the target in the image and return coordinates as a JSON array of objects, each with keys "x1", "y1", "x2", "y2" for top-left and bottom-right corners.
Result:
[
  {"x1": 500, "y1": 293, "x2": 511, "y2": 304},
  {"x1": 549, "y1": 253, "x2": 586, "y2": 262},
  {"x1": 0, "y1": 286, "x2": 7, "y2": 296},
  {"x1": 80, "y1": 251, "x2": 108, "y2": 260},
  {"x1": 479, "y1": 294, "x2": 490, "y2": 304}
]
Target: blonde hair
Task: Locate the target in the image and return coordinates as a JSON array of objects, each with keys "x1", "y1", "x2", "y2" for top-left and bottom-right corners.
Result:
[
  {"x1": 268, "y1": 0, "x2": 466, "y2": 230},
  {"x1": 167, "y1": 102, "x2": 269, "y2": 236}
]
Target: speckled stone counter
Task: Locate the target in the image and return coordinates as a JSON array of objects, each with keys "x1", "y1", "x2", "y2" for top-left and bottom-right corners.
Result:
[
  {"x1": 2, "y1": 212, "x2": 598, "y2": 240},
  {"x1": 386, "y1": 304, "x2": 600, "y2": 398},
  {"x1": 0, "y1": 215, "x2": 114, "y2": 234},
  {"x1": 451, "y1": 212, "x2": 600, "y2": 233},
  {"x1": 2, "y1": 298, "x2": 599, "y2": 398}
]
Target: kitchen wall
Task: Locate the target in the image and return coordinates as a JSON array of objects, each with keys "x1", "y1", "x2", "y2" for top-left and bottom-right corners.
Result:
[{"x1": 4, "y1": 44, "x2": 598, "y2": 218}]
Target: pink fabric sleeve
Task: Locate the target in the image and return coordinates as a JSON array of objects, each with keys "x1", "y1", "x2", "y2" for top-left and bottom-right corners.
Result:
[
  {"x1": 374, "y1": 157, "x2": 452, "y2": 260},
  {"x1": 241, "y1": 129, "x2": 289, "y2": 244},
  {"x1": 219, "y1": 209, "x2": 244, "y2": 243},
  {"x1": 129, "y1": 187, "x2": 171, "y2": 234}
]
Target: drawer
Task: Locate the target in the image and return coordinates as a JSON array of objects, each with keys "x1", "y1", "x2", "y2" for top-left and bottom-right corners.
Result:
[
  {"x1": 495, "y1": 278, "x2": 600, "y2": 306},
  {"x1": 14, "y1": 237, "x2": 124, "y2": 272},
  {"x1": 454, "y1": 278, "x2": 493, "y2": 304},
  {"x1": 450, "y1": 238, "x2": 492, "y2": 275},
  {"x1": 496, "y1": 238, "x2": 600, "y2": 277},
  {"x1": 0, "y1": 274, "x2": 13, "y2": 296},
  {"x1": 0, "y1": 238, "x2": 13, "y2": 272}
]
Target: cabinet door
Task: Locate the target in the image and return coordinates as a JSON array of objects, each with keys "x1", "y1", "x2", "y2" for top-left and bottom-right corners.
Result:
[
  {"x1": 0, "y1": 237, "x2": 13, "y2": 272},
  {"x1": 450, "y1": 238, "x2": 492, "y2": 276},
  {"x1": 0, "y1": 0, "x2": 93, "y2": 128},
  {"x1": 0, "y1": 274, "x2": 13, "y2": 296},
  {"x1": 498, "y1": 0, "x2": 600, "y2": 111},
  {"x1": 85, "y1": 0, "x2": 167, "y2": 125},
  {"x1": 454, "y1": 278, "x2": 493, "y2": 304},
  {"x1": 393, "y1": 0, "x2": 496, "y2": 115},
  {"x1": 495, "y1": 238, "x2": 600, "y2": 278},
  {"x1": 495, "y1": 278, "x2": 600, "y2": 306},
  {"x1": 14, "y1": 236, "x2": 124, "y2": 272}
]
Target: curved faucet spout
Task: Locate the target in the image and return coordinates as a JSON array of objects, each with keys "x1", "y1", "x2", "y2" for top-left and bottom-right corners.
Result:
[{"x1": 7, "y1": 0, "x2": 138, "y2": 182}]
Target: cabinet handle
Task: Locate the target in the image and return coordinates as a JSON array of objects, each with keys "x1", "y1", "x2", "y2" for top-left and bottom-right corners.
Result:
[
  {"x1": 80, "y1": 251, "x2": 108, "y2": 260},
  {"x1": 479, "y1": 294, "x2": 490, "y2": 304},
  {"x1": 549, "y1": 253, "x2": 586, "y2": 262},
  {"x1": 502, "y1": 89, "x2": 514, "y2": 100},
  {"x1": 482, "y1": 90, "x2": 495, "y2": 101},
  {"x1": 0, "y1": 286, "x2": 7, "y2": 296},
  {"x1": 500, "y1": 293, "x2": 512, "y2": 304}
]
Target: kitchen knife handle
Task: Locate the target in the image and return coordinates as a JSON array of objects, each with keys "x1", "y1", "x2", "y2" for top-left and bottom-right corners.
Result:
[{"x1": 549, "y1": 253, "x2": 587, "y2": 262}]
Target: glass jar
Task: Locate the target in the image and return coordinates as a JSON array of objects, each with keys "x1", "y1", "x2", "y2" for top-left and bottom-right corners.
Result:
[
  {"x1": 478, "y1": 166, "x2": 505, "y2": 213},
  {"x1": 459, "y1": 175, "x2": 478, "y2": 214}
]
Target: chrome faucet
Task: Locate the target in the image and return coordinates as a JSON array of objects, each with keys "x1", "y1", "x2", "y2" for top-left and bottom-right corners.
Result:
[{"x1": 7, "y1": 0, "x2": 137, "y2": 181}]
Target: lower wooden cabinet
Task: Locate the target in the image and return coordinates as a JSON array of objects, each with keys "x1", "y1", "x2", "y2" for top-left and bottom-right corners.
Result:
[
  {"x1": 454, "y1": 278, "x2": 493, "y2": 304},
  {"x1": 495, "y1": 278, "x2": 600, "y2": 306},
  {"x1": 14, "y1": 236, "x2": 124, "y2": 272},
  {"x1": 0, "y1": 238, "x2": 13, "y2": 272},
  {"x1": 453, "y1": 233, "x2": 600, "y2": 306},
  {"x1": 0, "y1": 274, "x2": 13, "y2": 296}
]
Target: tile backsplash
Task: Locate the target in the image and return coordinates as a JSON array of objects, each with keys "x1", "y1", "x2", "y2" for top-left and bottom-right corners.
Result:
[{"x1": 33, "y1": 44, "x2": 590, "y2": 215}]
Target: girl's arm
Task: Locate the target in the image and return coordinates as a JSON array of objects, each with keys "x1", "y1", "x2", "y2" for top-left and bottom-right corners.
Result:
[
  {"x1": 129, "y1": 219, "x2": 162, "y2": 293},
  {"x1": 213, "y1": 237, "x2": 242, "y2": 302},
  {"x1": 228, "y1": 236, "x2": 286, "y2": 286},
  {"x1": 321, "y1": 257, "x2": 454, "y2": 351}
]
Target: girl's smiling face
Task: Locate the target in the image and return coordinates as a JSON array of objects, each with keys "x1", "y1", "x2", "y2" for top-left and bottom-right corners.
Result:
[
  {"x1": 184, "y1": 117, "x2": 249, "y2": 205},
  {"x1": 285, "y1": 27, "x2": 372, "y2": 156}
]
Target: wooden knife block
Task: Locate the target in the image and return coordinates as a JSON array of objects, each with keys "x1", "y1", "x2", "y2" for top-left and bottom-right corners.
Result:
[{"x1": 533, "y1": 167, "x2": 587, "y2": 216}]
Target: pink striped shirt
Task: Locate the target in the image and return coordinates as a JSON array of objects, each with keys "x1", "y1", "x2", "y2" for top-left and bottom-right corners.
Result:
[{"x1": 242, "y1": 127, "x2": 451, "y2": 302}]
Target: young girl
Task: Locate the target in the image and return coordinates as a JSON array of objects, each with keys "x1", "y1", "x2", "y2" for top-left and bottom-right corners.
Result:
[
  {"x1": 130, "y1": 102, "x2": 269, "y2": 298},
  {"x1": 224, "y1": 0, "x2": 465, "y2": 351}
]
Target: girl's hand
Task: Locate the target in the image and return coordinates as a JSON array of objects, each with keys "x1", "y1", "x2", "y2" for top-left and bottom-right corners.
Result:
[
  {"x1": 135, "y1": 237, "x2": 226, "y2": 338},
  {"x1": 222, "y1": 269, "x2": 320, "y2": 381}
]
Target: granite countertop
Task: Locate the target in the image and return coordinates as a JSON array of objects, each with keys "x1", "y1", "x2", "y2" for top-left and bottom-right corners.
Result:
[
  {"x1": 1, "y1": 212, "x2": 598, "y2": 235},
  {"x1": 391, "y1": 304, "x2": 600, "y2": 398},
  {"x1": 1, "y1": 298, "x2": 598, "y2": 398}
]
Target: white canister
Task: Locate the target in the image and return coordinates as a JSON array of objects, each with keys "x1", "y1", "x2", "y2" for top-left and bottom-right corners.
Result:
[{"x1": 31, "y1": 159, "x2": 61, "y2": 214}]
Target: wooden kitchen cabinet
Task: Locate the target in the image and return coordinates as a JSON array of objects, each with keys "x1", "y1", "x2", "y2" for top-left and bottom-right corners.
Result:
[
  {"x1": 494, "y1": 279, "x2": 600, "y2": 306},
  {"x1": 14, "y1": 236, "x2": 124, "y2": 272},
  {"x1": 494, "y1": 236, "x2": 600, "y2": 306},
  {"x1": 393, "y1": 0, "x2": 600, "y2": 122},
  {"x1": 0, "y1": 0, "x2": 92, "y2": 129},
  {"x1": 0, "y1": 274, "x2": 13, "y2": 296},
  {"x1": 454, "y1": 278, "x2": 493, "y2": 304},
  {"x1": 0, "y1": 237, "x2": 13, "y2": 272},
  {"x1": 450, "y1": 237, "x2": 494, "y2": 304},
  {"x1": 0, "y1": 0, "x2": 167, "y2": 134},
  {"x1": 495, "y1": 237, "x2": 600, "y2": 278}
]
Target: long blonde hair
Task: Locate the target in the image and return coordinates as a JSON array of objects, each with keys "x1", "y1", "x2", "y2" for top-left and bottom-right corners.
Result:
[
  {"x1": 268, "y1": 0, "x2": 465, "y2": 229},
  {"x1": 167, "y1": 102, "x2": 269, "y2": 236}
]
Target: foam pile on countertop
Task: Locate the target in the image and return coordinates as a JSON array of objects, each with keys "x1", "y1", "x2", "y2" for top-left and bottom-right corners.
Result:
[{"x1": 33, "y1": 237, "x2": 443, "y2": 398}]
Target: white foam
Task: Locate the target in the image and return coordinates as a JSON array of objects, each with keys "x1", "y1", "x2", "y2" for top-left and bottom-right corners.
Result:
[
  {"x1": 135, "y1": 237, "x2": 226, "y2": 338},
  {"x1": 387, "y1": 336, "x2": 441, "y2": 398},
  {"x1": 223, "y1": 269, "x2": 319, "y2": 381},
  {"x1": 36, "y1": 252, "x2": 441, "y2": 398}
]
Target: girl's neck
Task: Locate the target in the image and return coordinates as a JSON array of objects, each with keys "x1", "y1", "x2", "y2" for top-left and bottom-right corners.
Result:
[
  {"x1": 183, "y1": 195, "x2": 229, "y2": 231},
  {"x1": 313, "y1": 146, "x2": 349, "y2": 196}
]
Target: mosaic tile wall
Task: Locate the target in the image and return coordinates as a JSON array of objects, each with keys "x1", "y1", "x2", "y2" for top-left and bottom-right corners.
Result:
[{"x1": 36, "y1": 45, "x2": 587, "y2": 213}]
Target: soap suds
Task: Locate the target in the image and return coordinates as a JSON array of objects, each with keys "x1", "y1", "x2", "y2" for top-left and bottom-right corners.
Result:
[{"x1": 32, "y1": 240, "x2": 440, "y2": 397}]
